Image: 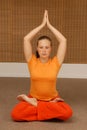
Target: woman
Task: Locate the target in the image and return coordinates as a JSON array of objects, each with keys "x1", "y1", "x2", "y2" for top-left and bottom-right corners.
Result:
[{"x1": 11, "y1": 10, "x2": 73, "y2": 121}]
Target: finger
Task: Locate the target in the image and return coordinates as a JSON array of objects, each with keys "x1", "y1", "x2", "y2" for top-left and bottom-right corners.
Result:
[
  {"x1": 44, "y1": 11, "x2": 47, "y2": 18},
  {"x1": 46, "y1": 10, "x2": 48, "y2": 15},
  {"x1": 44, "y1": 9, "x2": 47, "y2": 14},
  {"x1": 44, "y1": 10, "x2": 48, "y2": 18},
  {"x1": 47, "y1": 13, "x2": 49, "y2": 23}
]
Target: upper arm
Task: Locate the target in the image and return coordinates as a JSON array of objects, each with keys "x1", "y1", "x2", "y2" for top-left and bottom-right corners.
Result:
[
  {"x1": 56, "y1": 39, "x2": 67, "y2": 65},
  {"x1": 24, "y1": 38, "x2": 32, "y2": 62}
]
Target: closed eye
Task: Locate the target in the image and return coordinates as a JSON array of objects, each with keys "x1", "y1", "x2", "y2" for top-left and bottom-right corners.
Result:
[
  {"x1": 39, "y1": 47, "x2": 43, "y2": 49},
  {"x1": 39, "y1": 46, "x2": 50, "y2": 49},
  {"x1": 46, "y1": 47, "x2": 50, "y2": 49}
]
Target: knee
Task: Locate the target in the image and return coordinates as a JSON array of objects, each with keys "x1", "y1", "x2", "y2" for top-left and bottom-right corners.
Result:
[
  {"x1": 63, "y1": 107, "x2": 73, "y2": 120},
  {"x1": 11, "y1": 109, "x2": 21, "y2": 121},
  {"x1": 11, "y1": 109, "x2": 17, "y2": 121}
]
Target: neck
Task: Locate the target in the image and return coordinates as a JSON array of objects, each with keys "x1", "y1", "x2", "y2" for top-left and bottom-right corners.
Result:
[{"x1": 39, "y1": 57, "x2": 49, "y2": 63}]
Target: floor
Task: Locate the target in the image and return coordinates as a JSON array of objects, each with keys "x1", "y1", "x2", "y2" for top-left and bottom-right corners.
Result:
[{"x1": 0, "y1": 77, "x2": 87, "y2": 130}]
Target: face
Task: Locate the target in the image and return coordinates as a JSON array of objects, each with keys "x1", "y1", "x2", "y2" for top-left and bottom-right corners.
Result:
[{"x1": 37, "y1": 39, "x2": 52, "y2": 59}]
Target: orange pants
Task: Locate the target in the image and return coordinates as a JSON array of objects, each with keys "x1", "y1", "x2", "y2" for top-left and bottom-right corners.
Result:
[{"x1": 11, "y1": 98, "x2": 73, "y2": 121}]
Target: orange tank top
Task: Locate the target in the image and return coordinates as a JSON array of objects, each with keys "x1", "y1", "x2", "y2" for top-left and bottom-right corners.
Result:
[{"x1": 27, "y1": 54, "x2": 61, "y2": 101}]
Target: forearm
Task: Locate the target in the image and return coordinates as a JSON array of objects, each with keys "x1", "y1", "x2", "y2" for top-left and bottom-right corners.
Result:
[
  {"x1": 24, "y1": 24, "x2": 44, "y2": 42},
  {"x1": 48, "y1": 24, "x2": 67, "y2": 43}
]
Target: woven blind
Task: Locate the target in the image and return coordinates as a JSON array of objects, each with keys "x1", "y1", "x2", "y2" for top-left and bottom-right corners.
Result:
[{"x1": 0, "y1": 0, "x2": 87, "y2": 63}]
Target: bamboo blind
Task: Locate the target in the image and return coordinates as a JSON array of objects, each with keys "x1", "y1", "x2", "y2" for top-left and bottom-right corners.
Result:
[{"x1": 0, "y1": 0, "x2": 87, "y2": 63}]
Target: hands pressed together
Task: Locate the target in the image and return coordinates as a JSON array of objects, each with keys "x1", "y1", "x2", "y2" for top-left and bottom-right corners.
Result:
[{"x1": 41, "y1": 10, "x2": 51, "y2": 28}]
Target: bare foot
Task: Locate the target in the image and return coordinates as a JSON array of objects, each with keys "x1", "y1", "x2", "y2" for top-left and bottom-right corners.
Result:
[
  {"x1": 50, "y1": 97, "x2": 64, "y2": 102},
  {"x1": 17, "y1": 94, "x2": 25, "y2": 101},
  {"x1": 17, "y1": 94, "x2": 37, "y2": 107}
]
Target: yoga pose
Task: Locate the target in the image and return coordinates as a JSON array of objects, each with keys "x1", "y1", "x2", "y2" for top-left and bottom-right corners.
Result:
[{"x1": 11, "y1": 10, "x2": 73, "y2": 121}]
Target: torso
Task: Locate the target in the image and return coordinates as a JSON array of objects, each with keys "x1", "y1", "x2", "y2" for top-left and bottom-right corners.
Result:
[{"x1": 27, "y1": 55, "x2": 61, "y2": 101}]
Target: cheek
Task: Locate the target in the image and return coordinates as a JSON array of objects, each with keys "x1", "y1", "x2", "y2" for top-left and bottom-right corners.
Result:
[
  {"x1": 47, "y1": 48, "x2": 52, "y2": 53},
  {"x1": 37, "y1": 48, "x2": 42, "y2": 54},
  {"x1": 38, "y1": 49, "x2": 42, "y2": 52}
]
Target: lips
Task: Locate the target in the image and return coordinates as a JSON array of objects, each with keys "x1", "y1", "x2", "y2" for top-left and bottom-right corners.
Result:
[{"x1": 42, "y1": 53, "x2": 46, "y2": 55}]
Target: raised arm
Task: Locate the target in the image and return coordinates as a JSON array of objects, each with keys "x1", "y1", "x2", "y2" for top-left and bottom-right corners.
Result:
[
  {"x1": 47, "y1": 12, "x2": 67, "y2": 66},
  {"x1": 24, "y1": 10, "x2": 47, "y2": 62}
]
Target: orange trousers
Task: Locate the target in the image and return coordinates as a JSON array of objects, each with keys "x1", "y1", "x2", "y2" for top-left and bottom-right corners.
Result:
[{"x1": 11, "y1": 98, "x2": 73, "y2": 121}]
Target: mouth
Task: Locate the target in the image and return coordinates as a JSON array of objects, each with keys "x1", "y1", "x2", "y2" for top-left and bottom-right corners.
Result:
[{"x1": 42, "y1": 54, "x2": 47, "y2": 56}]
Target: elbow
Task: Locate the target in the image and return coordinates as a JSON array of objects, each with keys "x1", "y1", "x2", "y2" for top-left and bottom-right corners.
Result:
[
  {"x1": 64, "y1": 39, "x2": 67, "y2": 47},
  {"x1": 60, "y1": 38, "x2": 67, "y2": 44},
  {"x1": 24, "y1": 37, "x2": 29, "y2": 45},
  {"x1": 58, "y1": 37, "x2": 67, "y2": 44},
  {"x1": 24, "y1": 37, "x2": 30, "y2": 43},
  {"x1": 63, "y1": 37, "x2": 67, "y2": 43},
  {"x1": 62, "y1": 38, "x2": 67, "y2": 45},
  {"x1": 24, "y1": 36, "x2": 28, "y2": 41}
]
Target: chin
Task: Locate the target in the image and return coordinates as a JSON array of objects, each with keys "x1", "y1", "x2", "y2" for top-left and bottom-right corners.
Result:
[
  {"x1": 41, "y1": 56, "x2": 47, "y2": 58},
  {"x1": 41, "y1": 55, "x2": 49, "y2": 59}
]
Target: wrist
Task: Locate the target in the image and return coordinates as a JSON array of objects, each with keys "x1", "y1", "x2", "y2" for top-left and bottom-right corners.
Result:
[
  {"x1": 41, "y1": 22, "x2": 46, "y2": 28},
  {"x1": 47, "y1": 22, "x2": 52, "y2": 28}
]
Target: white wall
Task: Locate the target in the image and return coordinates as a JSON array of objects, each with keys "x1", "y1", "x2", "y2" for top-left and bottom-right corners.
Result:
[{"x1": 0, "y1": 63, "x2": 87, "y2": 78}]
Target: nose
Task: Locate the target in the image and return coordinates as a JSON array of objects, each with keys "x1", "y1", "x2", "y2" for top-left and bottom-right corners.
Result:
[{"x1": 42, "y1": 48, "x2": 46, "y2": 52}]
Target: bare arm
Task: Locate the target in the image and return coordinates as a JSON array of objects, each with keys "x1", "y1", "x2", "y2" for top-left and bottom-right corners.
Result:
[
  {"x1": 47, "y1": 12, "x2": 67, "y2": 66},
  {"x1": 24, "y1": 10, "x2": 47, "y2": 62}
]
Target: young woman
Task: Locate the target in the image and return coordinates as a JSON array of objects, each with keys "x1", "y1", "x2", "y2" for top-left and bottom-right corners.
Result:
[{"x1": 11, "y1": 10, "x2": 73, "y2": 121}]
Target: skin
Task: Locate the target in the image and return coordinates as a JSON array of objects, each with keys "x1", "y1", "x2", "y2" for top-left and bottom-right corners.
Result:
[
  {"x1": 24, "y1": 10, "x2": 67, "y2": 64},
  {"x1": 37, "y1": 39, "x2": 52, "y2": 63},
  {"x1": 17, "y1": 94, "x2": 37, "y2": 107},
  {"x1": 17, "y1": 10, "x2": 67, "y2": 106}
]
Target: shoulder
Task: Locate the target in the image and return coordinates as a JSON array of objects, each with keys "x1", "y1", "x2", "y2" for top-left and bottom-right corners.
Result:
[
  {"x1": 27, "y1": 54, "x2": 37, "y2": 65},
  {"x1": 52, "y1": 56, "x2": 61, "y2": 68}
]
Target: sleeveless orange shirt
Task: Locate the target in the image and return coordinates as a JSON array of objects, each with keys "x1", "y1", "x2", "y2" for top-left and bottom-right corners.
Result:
[{"x1": 27, "y1": 55, "x2": 61, "y2": 101}]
